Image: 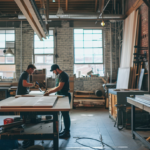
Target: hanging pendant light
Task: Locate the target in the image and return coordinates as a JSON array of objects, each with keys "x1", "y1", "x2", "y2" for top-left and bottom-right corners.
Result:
[{"x1": 101, "y1": 20, "x2": 105, "y2": 26}]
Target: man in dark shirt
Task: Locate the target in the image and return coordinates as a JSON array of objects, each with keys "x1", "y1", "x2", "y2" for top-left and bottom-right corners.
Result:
[
  {"x1": 44, "y1": 64, "x2": 71, "y2": 138},
  {"x1": 17, "y1": 64, "x2": 36, "y2": 95},
  {"x1": 16, "y1": 64, "x2": 36, "y2": 148}
]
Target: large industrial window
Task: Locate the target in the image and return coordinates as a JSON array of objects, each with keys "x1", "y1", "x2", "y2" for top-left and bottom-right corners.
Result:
[
  {"x1": 34, "y1": 30, "x2": 54, "y2": 77},
  {"x1": 0, "y1": 30, "x2": 15, "y2": 79},
  {"x1": 74, "y1": 29, "x2": 104, "y2": 77}
]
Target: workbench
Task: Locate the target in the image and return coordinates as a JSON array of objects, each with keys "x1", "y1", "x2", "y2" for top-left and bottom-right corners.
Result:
[
  {"x1": 127, "y1": 96, "x2": 150, "y2": 149},
  {"x1": 0, "y1": 91, "x2": 70, "y2": 150},
  {"x1": 108, "y1": 89, "x2": 149, "y2": 127}
]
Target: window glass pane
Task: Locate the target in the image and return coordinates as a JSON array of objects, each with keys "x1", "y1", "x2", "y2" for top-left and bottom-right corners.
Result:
[
  {"x1": 93, "y1": 30, "x2": 102, "y2": 33},
  {"x1": 49, "y1": 30, "x2": 53, "y2": 35},
  {"x1": 0, "y1": 34, "x2": 5, "y2": 41},
  {"x1": 84, "y1": 41, "x2": 92, "y2": 47},
  {"x1": 34, "y1": 49, "x2": 44, "y2": 54},
  {"x1": 74, "y1": 34, "x2": 83, "y2": 41},
  {"x1": 6, "y1": 30, "x2": 14, "y2": 34},
  {"x1": 0, "y1": 65, "x2": 15, "y2": 79},
  {"x1": 34, "y1": 41, "x2": 44, "y2": 48},
  {"x1": 92, "y1": 34, "x2": 102, "y2": 41},
  {"x1": 6, "y1": 34, "x2": 15, "y2": 41},
  {"x1": 0, "y1": 57, "x2": 5, "y2": 63},
  {"x1": 74, "y1": 29, "x2": 83, "y2": 34},
  {"x1": 75, "y1": 55, "x2": 84, "y2": 63},
  {"x1": 44, "y1": 41, "x2": 53, "y2": 48},
  {"x1": 84, "y1": 34, "x2": 92, "y2": 40},
  {"x1": 44, "y1": 48, "x2": 53, "y2": 54},
  {"x1": 75, "y1": 48, "x2": 84, "y2": 55},
  {"x1": 35, "y1": 55, "x2": 44, "y2": 63},
  {"x1": 74, "y1": 64, "x2": 104, "y2": 76},
  {"x1": 93, "y1": 48, "x2": 102, "y2": 55},
  {"x1": 94, "y1": 55, "x2": 103, "y2": 63},
  {"x1": 6, "y1": 42, "x2": 14, "y2": 48},
  {"x1": 44, "y1": 55, "x2": 53, "y2": 64},
  {"x1": 75, "y1": 41, "x2": 83, "y2": 47},
  {"x1": 0, "y1": 30, "x2": 5, "y2": 34},
  {"x1": 0, "y1": 42, "x2": 5, "y2": 48},
  {"x1": 0, "y1": 49, "x2": 4, "y2": 56},
  {"x1": 84, "y1": 55, "x2": 93, "y2": 63},
  {"x1": 84, "y1": 48, "x2": 93, "y2": 55},
  {"x1": 93, "y1": 41, "x2": 102, "y2": 47},
  {"x1": 84, "y1": 30, "x2": 92, "y2": 33},
  {"x1": 34, "y1": 35, "x2": 40, "y2": 41},
  {"x1": 46, "y1": 36, "x2": 53, "y2": 41},
  {"x1": 6, "y1": 57, "x2": 14, "y2": 63}
]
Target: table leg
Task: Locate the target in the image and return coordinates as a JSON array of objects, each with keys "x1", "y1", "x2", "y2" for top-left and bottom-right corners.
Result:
[
  {"x1": 53, "y1": 112, "x2": 59, "y2": 150},
  {"x1": 131, "y1": 105, "x2": 135, "y2": 139}
]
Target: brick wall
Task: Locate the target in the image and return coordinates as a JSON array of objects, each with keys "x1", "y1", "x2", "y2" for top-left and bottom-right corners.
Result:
[
  {"x1": 55, "y1": 21, "x2": 119, "y2": 92},
  {"x1": 15, "y1": 23, "x2": 34, "y2": 80},
  {"x1": 0, "y1": 21, "x2": 119, "y2": 93}
]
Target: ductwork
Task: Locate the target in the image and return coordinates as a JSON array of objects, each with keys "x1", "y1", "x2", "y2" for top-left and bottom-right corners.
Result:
[{"x1": 18, "y1": 14, "x2": 125, "y2": 20}]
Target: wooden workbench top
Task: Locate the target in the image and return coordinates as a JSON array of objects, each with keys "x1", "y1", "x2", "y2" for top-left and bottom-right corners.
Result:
[{"x1": 0, "y1": 95, "x2": 70, "y2": 112}]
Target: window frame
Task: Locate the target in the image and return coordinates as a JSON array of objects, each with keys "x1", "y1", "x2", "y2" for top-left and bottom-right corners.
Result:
[
  {"x1": 73, "y1": 28, "x2": 104, "y2": 65},
  {"x1": 33, "y1": 29, "x2": 55, "y2": 65},
  {"x1": 0, "y1": 28, "x2": 16, "y2": 65}
]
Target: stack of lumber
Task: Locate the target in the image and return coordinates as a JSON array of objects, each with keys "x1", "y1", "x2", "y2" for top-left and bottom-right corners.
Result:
[{"x1": 73, "y1": 91, "x2": 105, "y2": 108}]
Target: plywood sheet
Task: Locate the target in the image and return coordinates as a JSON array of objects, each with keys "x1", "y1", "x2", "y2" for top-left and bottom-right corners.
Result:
[
  {"x1": 116, "y1": 68, "x2": 130, "y2": 89},
  {"x1": 0, "y1": 96, "x2": 57, "y2": 108}
]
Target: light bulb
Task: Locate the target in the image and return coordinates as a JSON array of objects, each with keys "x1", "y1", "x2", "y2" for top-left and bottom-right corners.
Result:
[{"x1": 101, "y1": 21, "x2": 105, "y2": 26}]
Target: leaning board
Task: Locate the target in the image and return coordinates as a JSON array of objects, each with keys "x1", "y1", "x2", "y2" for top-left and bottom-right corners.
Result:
[
  {"x1": 116, "y1": 67, "x2": 131, "y2": 89},
  {"x1": 0, "y1": 96, "x2": 57, "y2": 108}
]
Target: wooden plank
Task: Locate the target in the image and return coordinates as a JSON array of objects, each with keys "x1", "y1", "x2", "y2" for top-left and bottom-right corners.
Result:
[
  {"x1": 125, "y1": 0, "x2": 143, "y2": 18},
  {"x1": 144, "y1": 105, "x2": 150, "y2": 113},
  {"x1": 0, "y1": 96, "x2": 57, "y2": 108},
  {"x1": 75, "y1": 91, "x2": 94, "y2": 94},
  {"x1": 127, "y1": 98, "x2": 144, "y2": 109},
  {"x1": 14, "y1": 0, "x2": 43, "y2": 40},
  {"x1": 0, "y1": 97, "x2": 70, "y2": 112},
  {"x1": 74, "y1": 95, "x2": 104, "y2": 99}
]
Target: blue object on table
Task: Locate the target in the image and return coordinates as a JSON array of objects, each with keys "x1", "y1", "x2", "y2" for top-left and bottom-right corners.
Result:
[{"x1": 0, "y1": 140, "x2": 18, "y2": 150}]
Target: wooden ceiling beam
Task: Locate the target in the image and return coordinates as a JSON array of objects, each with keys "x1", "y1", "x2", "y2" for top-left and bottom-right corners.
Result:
[
  {"x1": 46, "y1": 0, "x2": 49, "y2": 19},
  {"x1": 14, "y1": 0, "x2": 43, "y2": 40},
  {"x1": 95, "y1": 0, "x2": 97, "y2": 12},
  {"x1": 125, "y1": 0, "x2": 143, "y2": 17},
  {"x1": 66, "y1": 0, "x2": 68, "y2": 11},
  {"x1": 24, "y1": 0, "x2": 46, "y2": 38}
]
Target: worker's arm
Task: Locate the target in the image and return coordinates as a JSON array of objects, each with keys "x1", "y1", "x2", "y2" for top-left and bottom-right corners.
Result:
[
  {"x1": 22, "y1": 80, "x2": 35, "y2": 87},
  {"x1": 44, "y1": 82, "x2": 65, "y2": 96}
]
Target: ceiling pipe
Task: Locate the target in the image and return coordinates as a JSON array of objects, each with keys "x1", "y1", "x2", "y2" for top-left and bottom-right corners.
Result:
[{"x1": 18, "y1": 14, "x2": 125, "y2": 20}]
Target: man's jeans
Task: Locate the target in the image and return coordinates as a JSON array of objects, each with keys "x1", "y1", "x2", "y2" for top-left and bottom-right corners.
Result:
[{"x1": 61, "y1": 93, "x2": 71, "y2": 132}]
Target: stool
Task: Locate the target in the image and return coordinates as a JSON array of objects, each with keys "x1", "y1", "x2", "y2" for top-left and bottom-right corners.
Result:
[{"x1": 114, "y1": 104, "x2": 126, "y2": 130}]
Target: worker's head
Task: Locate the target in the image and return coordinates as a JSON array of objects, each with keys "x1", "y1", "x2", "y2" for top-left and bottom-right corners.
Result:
[
  {"x1": 27, "y1": 64, "x2": 36, "y2": 74},
  {"x1": 50, "y1": 64, "x2": 60, "y2": 75}
]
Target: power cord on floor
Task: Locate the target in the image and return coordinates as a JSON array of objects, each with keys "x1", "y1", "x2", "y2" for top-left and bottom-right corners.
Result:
[{"x1": 75, "y1": 137, "x2": 115, "y2": 150}]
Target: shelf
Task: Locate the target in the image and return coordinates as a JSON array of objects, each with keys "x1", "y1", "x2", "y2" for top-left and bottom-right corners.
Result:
[{"x1": 74, "y1": 94, "x2": 104, "y2": 99}]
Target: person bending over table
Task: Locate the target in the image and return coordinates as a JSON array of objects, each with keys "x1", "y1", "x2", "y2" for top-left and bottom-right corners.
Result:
[
  {"x1": 44, "y1": 64, "x2": 71, "y2": 139},
  {"x1": 17, "y1": 64, "x2": 36, "y2": 95},
  {"x1": 16, "y1": 64, "x2": 36, "y2": 148}
]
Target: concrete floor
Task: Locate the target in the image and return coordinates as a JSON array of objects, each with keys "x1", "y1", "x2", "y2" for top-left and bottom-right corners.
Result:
[{"x1": 0, "y1": 108, "x2": 150, "y2": 150}]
